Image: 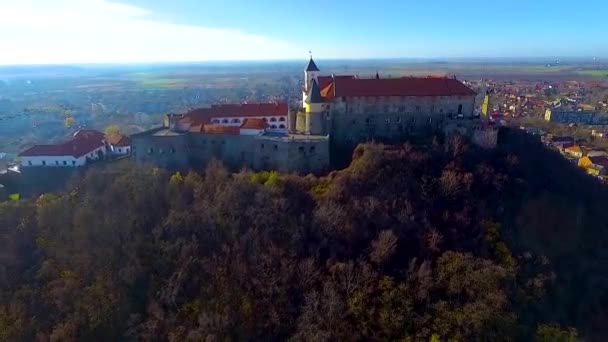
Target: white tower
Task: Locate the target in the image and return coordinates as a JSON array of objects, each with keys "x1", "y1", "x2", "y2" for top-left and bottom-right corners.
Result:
[{"x1": 302, "y1": 54, "x2": 320, "y2": 107}]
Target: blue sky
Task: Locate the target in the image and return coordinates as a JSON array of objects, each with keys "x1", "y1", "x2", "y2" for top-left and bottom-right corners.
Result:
[{"x1": 1, "y1": 0, "x2": 607, "y2": 64}]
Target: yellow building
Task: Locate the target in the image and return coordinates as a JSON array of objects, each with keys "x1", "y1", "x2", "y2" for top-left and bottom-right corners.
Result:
[
  {"x1": 564, "y1": 145, "x2": 583, "y2": 158},
  {"x1": 579, "y1": 156, "x2": 608, "y2": 175}
]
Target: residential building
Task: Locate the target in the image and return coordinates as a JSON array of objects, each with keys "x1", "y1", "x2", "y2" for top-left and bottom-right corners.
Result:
[
  {"x1": 105, "y1": 134, "x2": 131, "y2": 156},
  {"x1": 564, "y1": 145, "x2": 583, "y2": 158},
  {"x1": 18, "y1": 130, "x2": 107, "y2": 167},
  {"x1": 579, "y1": 155, "x2": 608, "y2": 175}
]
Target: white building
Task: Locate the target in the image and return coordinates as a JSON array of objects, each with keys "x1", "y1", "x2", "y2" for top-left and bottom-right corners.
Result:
[
  {"x1": 19, "y1": 130, "x2": 107, "y2": 167},
  {"x1": 106, "y1": 134, "x2": 131, "y2": 156},
  {"x1": 176, "y1": 102, "x2": 289, "y2": 134}
]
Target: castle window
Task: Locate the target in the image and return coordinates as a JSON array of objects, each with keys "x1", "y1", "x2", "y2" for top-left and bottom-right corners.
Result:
[
  {"x1": 396, "y1": 116, "x2": 401, "y2": 123},
  {"x1": 458, "y1": 104, "x2": 463, "y2": 114},
  {"x1": 274, "y1": 145, "x2": 278, "y2": 151},
  {"x1": 263, "y1": 118, "x2": 268, "y2": 122},
  {"x1": 42, "y1": 161, "x2": 46, "y2": 166},
  {"x1": 28, "y1": 161, "x2": 32, "y2": 166},
  {"x1": 270, "y1": 117, "x2": 277, "y2": 122},
  {"x1": 222, "y1": 119, "x2": 229, "y2": 124},
  {"x1": 63, "y1": 161, "x2": 67, "y2": 165},
  {"x1": 279, "y1": 117, "x2": 286, "y2": 122},
  {"x1": 212, "y1": 119, "x2": 220, "y2": 124},
  {"x1": 310, "y1": 146, "x2": 316, "y2": 153},
  {"x1": 261, "y1": 144, "x2": 265, "y2": 149},
  {"x1": 279, "y1": 124, "x2": 286, "y2": 129},
  {"x1": 170, "y1": 148, "x2": 176, "y2": 154},
  {"x1": 232, "y1": 118, "x2": 240, "y2": 123},
  {"x1": 298, "y1": 146, "x2": 305, "y2": 152},
  {"x1": 270, "y1": 125, "x2": 277, "y2": 129},
  {"x1": 72, "y1": 160, "x2": 76, "y2": 165},
  {"x1": 55, "y1": 161, "x2": 59, "y2": 165},
  {"x1": 148, "y1": 148, "x2": 154, "y2": 154},
  {"x1": 118, "y1": 148, "x2": 122, "y2": 153}
]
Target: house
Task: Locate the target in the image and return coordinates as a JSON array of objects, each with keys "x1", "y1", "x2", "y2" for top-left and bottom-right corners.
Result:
[
  {"x1": 579, "y1": 155, "x2": 608, "y2": 175},
  {"x1": 564, "y1": 145, "x2": 583, "y2": 158},
  {"x1": 105, "y1": 134, "x2": 131, "y2": 156},
  {"x1": 591, "y1": 129, "x2": 608, "y2": 138},
  {"x1": 587, "y1": 150, "x2": 608, "y2": 158},
  {"x1": 547, "y1": 136, "x2": 574, "y2": 152},
  {"x1": 18, "y1": 129, "x2": 107, "y2": 167}
]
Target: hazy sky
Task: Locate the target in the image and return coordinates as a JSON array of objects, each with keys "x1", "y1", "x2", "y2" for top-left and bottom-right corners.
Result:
[{"x1": 1, "y1": 0, "x2": 607, "y2": 65}]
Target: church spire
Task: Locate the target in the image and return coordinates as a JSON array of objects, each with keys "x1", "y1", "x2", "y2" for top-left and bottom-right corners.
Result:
[
  {"x1": 305, "y1": 78, "x2": 323, "y2": 104},
  {"x1": 305, "y1": 52, "x2": 320, "y2": 72}
]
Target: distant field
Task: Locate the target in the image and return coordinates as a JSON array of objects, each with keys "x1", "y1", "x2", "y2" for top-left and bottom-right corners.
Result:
[{"x1": 576, "y1": 69, "x2": 608, "y2": 77}]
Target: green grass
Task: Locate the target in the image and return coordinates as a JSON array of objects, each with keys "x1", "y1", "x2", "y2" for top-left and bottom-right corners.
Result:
[{"x1": 576, "y1": 69, "x2": 608, "y2": 77}]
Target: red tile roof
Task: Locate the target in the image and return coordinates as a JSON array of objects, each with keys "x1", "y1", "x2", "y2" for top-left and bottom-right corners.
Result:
[
  {"x1": 202, "y1": 124, "x2": 240, "y2": 135},
  {"x1": 317, "y1": 75, "x2": 355, "y2": 90},
  {"x1": 182, "y1": 102, "x2": 288, "y2": 126},
  {"x1": 240, "y1": 118, "x2": 268, "y2": 129},
  {"x1": 19, "y1": 129, "x2": 105, "y2": 158},
  {"x1": 321, "y1": 77, "x2": 476, "y2": 98},
  {"x1": 73, "y1": 129, "x2": 106, "y2": 141}
]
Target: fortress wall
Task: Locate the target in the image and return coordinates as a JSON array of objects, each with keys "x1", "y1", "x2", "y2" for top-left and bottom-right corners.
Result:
[
  {"x1": 188, "y1": 134, "x2": 256, "y2": 170},
  {"x1": 131, "y1": 133, "x2": 190, "y2": 170},
  {"x1": 253, "y1": 136, "x2": 330, "y2": 174}
]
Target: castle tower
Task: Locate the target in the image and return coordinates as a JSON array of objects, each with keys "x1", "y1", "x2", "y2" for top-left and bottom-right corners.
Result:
[
  {"x1": 302, "y1": 55, "x2": 320, "y2": 107},
  {"x1": 305, "y1": 78, "x2": 325, "y2": 135}
]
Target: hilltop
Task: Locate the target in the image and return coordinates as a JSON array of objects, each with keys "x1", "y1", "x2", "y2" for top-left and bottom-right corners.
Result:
[{"x1": 1, "y1": 129, "x2": 607, "y2": 340}]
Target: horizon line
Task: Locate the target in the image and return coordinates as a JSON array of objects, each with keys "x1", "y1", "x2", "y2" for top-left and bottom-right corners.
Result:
[{"x1": 0, "y1": 56, "x2": 606, "y2": 68}]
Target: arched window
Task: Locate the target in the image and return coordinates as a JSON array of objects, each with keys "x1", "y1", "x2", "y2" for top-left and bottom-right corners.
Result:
[
  {"x1": 222, "y1": 119, "x2": 229, "y2": 124},
  {"x1": 458, "y1": 104, "x2": 463, "y2": 114},
  {"x1": 279, "y1": 117, "x2": 286, "y2": 122},
  {"x1": 279, "y1": 124, "x2": 286, "y2": 129},
  {"x1": 270, "y1": 117, "x2": 277, "y2": 122},
  {"x1": 212, "y1": 119, "x2": 220, "y2": 124},
  {"x1": 232, "y1": 118, "x2": 240, "y2": 123},
  {"x1": 270, "y1": 125, "x2": 277, "y2": 129}
]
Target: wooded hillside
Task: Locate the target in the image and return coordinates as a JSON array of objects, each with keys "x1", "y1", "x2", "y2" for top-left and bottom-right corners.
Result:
[{"x1": 1, "y1": 130, "x2": 605, "y2": 341}]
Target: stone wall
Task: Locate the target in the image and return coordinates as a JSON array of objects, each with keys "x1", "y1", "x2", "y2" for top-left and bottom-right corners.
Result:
[
  {"x1": 131, "y1": 131, "x2": 190, "y2": 170},
  {"x1": 253, "y1": 135, "x2": 329, "y2": 174},
  {"x1": 187, "y1": 133, "x2": 256, "y2": 170},
  {"x1": 329, "y1": 95, "x2": 475, "y2": 148},
  {"x1": 132, "y1": 128, "x2": 330, "y2": 174}
]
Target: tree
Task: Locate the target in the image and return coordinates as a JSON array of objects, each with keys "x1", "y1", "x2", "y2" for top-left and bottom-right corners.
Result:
[{"x1": 104, "y1": 125, "x2": 121, "y2": 136}]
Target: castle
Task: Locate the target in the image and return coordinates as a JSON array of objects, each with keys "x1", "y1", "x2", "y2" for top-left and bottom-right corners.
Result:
[{"x1": 130, "y1": 57, "x2": 490, "y2": 173}]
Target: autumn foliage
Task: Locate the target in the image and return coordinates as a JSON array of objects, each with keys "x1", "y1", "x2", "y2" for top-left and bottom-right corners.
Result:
[{"x1": 0, "y1": 129, "x2": 604, "y2": 341}]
